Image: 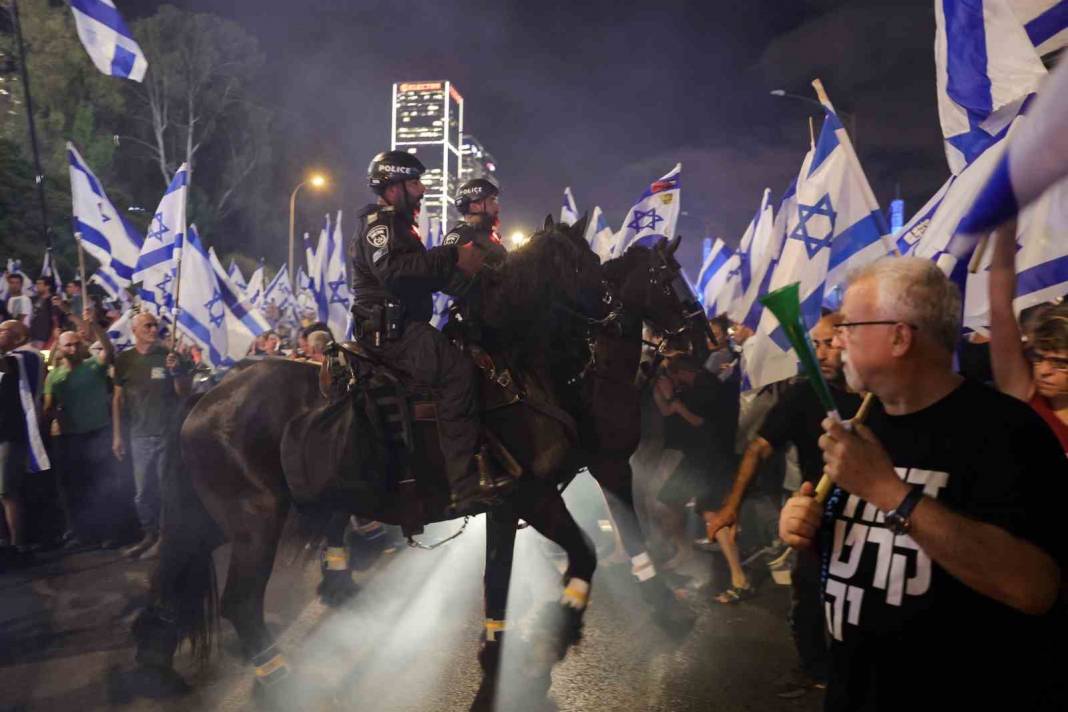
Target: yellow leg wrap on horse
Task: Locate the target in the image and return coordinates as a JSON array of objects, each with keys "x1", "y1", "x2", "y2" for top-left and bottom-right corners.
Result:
[
  {"x1": 484, "y1": 619, "x2": 506, "y2": 642},
  {"x1": 323, "y1": 546, "x2": 348, "y2": 571},
  {"x1": 254, "y1": 653, "x2": 289, "y2": 681},
  {"x1": 560, "y1": 578, "x2": 590, "y2": 610}
]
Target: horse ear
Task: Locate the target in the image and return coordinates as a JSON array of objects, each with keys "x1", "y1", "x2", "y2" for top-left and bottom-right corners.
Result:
[
  {"x1": 571, "y1": 213, "x2": 590, "y2": 241},
  {"x1": 544, "y1": 214, "x2": 555, "y2": 231},
  {"x1": 667, "y1": 234, "x2": 682, "y2": 255}
]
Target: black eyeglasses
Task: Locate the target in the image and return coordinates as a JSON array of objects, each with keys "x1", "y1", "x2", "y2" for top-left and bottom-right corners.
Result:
[{"x1": 833, "y1": 321, "x2": 918, "y2": 334}]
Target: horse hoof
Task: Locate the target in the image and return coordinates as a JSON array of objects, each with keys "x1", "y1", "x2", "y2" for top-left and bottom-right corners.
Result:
[
  {"x1": 641, "y1": 578, "x2": 695, "y2": 638},
  {"x1": 316, "y1": 570, "x2": 359, "y2": 608},
  {"x1": 107, "y1": 664, "x2": 191, "y2": 702}
]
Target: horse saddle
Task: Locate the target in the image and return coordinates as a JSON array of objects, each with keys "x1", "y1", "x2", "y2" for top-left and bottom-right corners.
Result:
[{"x1": 279, "y1": 340, "x2": 525, "y2": 518}]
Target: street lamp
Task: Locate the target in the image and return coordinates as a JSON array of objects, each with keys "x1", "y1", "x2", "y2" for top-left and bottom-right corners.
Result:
[
  {"x1": 769, "y1": 89, "x2": 858, "y2": 146},
  {"x1": 289, "y1": 173, "x2": 328, "y2": 273},
  {"x1": 510, "y1": 231, "x2": 529, "y2": 248}
]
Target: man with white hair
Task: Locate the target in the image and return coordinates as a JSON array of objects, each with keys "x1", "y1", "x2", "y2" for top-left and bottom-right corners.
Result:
[
  {"x1": 780, "y1": 256, "x2": 1064, "y2": 710},
  {"x1": 304, "y1": 330, "x2": 331, "y2": 364}
]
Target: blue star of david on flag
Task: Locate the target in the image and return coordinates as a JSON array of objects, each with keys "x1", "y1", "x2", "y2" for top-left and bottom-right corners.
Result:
[
  {"x1": 327, "y1": 277, "x2": 348, "y2": 305},
  {"x1": 148, "y1": 212, "x2": 170, "y2": 241},
  {"x1": 626, "y1": 208, "x2": 664, "y2": 233},
  {"x1": 155, "y1": 271, "x2": 173, "y2": 294},
  {"x1": 204, "y1": 288, "x2": 225, "y2": 327},
  {"x1": 98, "y1": 202, "x2": 111, "y2": 223},
  {"x1": 789, "y1": 194, "x2": 837, "y2": 258}
]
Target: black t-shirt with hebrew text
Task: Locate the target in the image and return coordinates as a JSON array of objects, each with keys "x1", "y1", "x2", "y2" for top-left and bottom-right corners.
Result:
[{"x1": 820, "y1": 379, "x2": 1065, "y2": 711}]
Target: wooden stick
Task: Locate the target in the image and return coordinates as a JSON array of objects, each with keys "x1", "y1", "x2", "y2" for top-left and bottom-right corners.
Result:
[
  {"x1": 814, "y1": 392, "x2": 876, "y2": 503},
  {"x1": 968, "y1": 234, "x2": 990, "y2": 273},
  {"x1": 75, "y1": 233, "x2": 87, "y2": 312}
]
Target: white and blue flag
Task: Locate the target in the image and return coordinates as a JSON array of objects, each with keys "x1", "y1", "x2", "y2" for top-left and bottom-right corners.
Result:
[
  {"x1": 613, "y1": 164, "x2": 681, "y2": 256},
  {"x1": 90, "y1": 263, "x2": 122, "y2": 301},
  {"x1": 728, "y1": 189, "x2": 776, "y2": 327},
  {"x1": 1013, "y1": 0, "x2": 1068, "y2": 56},
  {"x1": 227, "y1": 260, "x2": 247, "y2": 295},
  {"x1": 69, "y1": 0, "x2": 148, "y2": 81},
  {"x1": 322, "y1": 211, "x2": 352, "y2": 338},
  {"x1": 245, "y1": 260, "x2": 265, "y2": 309},
  {"x1": 133, "y1": 163, "x2": 188, "y2": 316},
  {"x1": 561, "y1": 187, "x2": 579, "y2": 226},
  {"x1": 584, "y1": 206, "x2": 616, "y2": 263},
  {"x1": 0, "y1": 260, "x2": 32, "y2": 302},
  {"x1": 173, "y1": 226, "x2": 230, "y2": 367},
  {"x1": 262, "y1": 263, "x2": 297, "y2": 326},
  {"x1": 40, "y1": 248, "x2": 63, "y2": 293},
  {"x1": 696, "y1": 238, "x2": 733, "y2": 316},
  {"x1": 935, "y1": 0, "x2": 1047, "y2": 174},
  {"x1": 106, "y1": 309, "x2": 135, "y2": 351},
  {"x1": 67, "y1": 143, "x2": 143, "y2": 285},
  {"x1": 208, "y1": 247, "x2": 271, "y2": 362}
]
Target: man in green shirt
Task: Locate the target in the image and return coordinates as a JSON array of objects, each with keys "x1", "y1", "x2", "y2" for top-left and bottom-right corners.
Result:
[
  {"x1": 45, "y1": 308, "x2": 118, "y2": 547},
  {"x1": 112, "y1": 312, "x2": 190, "y2": 559}
]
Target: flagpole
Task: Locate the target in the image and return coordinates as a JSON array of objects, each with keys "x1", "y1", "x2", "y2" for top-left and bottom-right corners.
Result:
[
  {"x1": 75, "y1": 233, "x2": 87, "y2": 309},
  {"x1": 811, "y1": 78, "x2": 900, "y2": 257},
  {"x1": 9, "y1": 0, "x2": 52, "y2": 248},
  {"x1": 170, "y1": 229, "x2": 187, "y2": 350}
]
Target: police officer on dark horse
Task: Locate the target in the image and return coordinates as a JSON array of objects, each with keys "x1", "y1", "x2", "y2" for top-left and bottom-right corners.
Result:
[{"x1": 353, "y1": 151, "x2": 513, "y2": 513}]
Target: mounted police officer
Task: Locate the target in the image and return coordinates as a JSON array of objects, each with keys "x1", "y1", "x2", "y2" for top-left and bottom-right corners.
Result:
[
  {"x1": 352, "y1": 151, "x2": 508, "y2": 513},
  {"x1": 442, "y1": 179, "x2": 508, "y2": 343}
]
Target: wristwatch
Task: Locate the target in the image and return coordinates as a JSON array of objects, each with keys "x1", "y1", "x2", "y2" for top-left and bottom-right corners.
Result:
[{"x1": 885, "y1": 485, "x2": 924, "y2": 535}]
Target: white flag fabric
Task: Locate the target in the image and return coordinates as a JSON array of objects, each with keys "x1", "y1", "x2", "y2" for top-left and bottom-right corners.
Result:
[
  {"x1": 322, "y1": 211, "x2": 352, "y2": 338},
  {"x1": 106, "y1": 309, "x2": 134, "y2": 351},
  {"x1": 227, "y1": 260, "x2": 247, "y2": 294},
  {"x1": 69, "y1": 0, "x2": 148, "y2": 81},
  {"x1": 40, "y1": 248, "x2": 63, "y2": 293},
  {"x1": 174, "y1": 226, "x2": 230, "y2": 367},
  {"x1": 614, "y1": 164, "x2": 682, "y2": 257},
  {"x1": 696, "y1": 238, "x2": 734, "y2": 315},
  {"x1": 957, "y1": 58, "x2": 1068, "y2": 236},
  {"x1": 90, "y1": 263, "x2": 122, "y2": 301},
  {"x1": 262, "y1": 263, "x2": 298, "y2": 327},
  {"x1": 935, "y1": 0, "x2": 1047, "y2": 174},
  {"x1": 67, "y1": 143, "x2": 143, "y2": 285},
  {"x1": 584, "y1": 206, "x2": 616, "y2": 263},
  {"x1": 133, "y1": 164, "x2": 188, "y2": 316},
  {"x1": 245, "y1": 262, "x2": 265, "y2": 309},
  {"x1": 728, "y1": 189, "x2": 775, "y2": 326},
  {"x1": 1012, "y1": 0, "x2": 1068, "y2": 55},
  {"x1": 208, "y1": 248, "x2": 271, "y2": 362},
  {"x1": 561, "y1": 187, "x2": 579, "y2": 225}
]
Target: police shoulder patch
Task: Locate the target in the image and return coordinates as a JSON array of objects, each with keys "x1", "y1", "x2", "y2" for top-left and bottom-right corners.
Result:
[
  {"x1": 442, "y1": 230, "x2": 462, "y2": 246},
  {"x1": 366, "y1": 224, "x2": 390, "y2": 248}
]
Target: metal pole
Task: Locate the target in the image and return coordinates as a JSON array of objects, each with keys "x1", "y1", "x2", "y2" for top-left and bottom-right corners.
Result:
[
  {"x1": 10, "y1": 0, "x2": 52, "y2": 247},
  {"x1": 75, "y1": 233, "x2": 87, "y2": 314},
  {"x1": 288, "y1": 181, "x2": 305, "y2": 277}
]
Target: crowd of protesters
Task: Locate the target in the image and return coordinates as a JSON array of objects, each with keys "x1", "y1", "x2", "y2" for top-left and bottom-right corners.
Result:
[{"x1": 1, "y1": 239, "x2": 1065, "y2": 709}]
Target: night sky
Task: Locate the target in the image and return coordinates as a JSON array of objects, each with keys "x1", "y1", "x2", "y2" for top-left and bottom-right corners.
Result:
[{"x1": 124, "y1": 0, "x2": 947, "y2": 273}]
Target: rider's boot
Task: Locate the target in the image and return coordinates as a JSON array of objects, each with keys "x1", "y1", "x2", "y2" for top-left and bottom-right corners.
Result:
[{"x1": 449, "y1": 448, "x2": 512, "y2": 515}]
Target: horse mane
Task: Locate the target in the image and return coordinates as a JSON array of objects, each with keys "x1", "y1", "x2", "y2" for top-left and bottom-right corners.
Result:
[{"x1": 481, "y1": 222, "x2": 597, "y2": 374}]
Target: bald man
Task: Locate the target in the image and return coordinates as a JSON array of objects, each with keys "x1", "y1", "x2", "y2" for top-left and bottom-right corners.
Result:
[
  {"x1": 0, "y1": 320, "x2": 44, "y2": 565},
  {"x1": 44, "y1": 308, "x2": 117, "y2": 546},
  {"x1": 112, "y1": 312, "x2": 190, "y2": 559}
]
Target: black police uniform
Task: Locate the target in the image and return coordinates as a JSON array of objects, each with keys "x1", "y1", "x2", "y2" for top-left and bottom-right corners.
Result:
[
  {"x1": 441, "y1": 220, "x2": 507, "y2": 342},
  {"x1": 351, "y1": 202, "x2": 480, "y2": 491}
]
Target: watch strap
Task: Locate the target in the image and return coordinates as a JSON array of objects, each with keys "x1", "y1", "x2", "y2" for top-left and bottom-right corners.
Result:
[{"x1": 893, "y1": 485, "x2": 924, "y2": 520}]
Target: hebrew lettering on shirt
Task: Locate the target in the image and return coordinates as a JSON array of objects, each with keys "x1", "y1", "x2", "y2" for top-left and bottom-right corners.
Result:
[{"x1": 825, "y1": 467, "x2": 948, "y2": 638}]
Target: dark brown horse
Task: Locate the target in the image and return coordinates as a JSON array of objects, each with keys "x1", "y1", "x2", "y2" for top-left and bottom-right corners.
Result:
[
  {"x1": 477, "y1": 236, "x2": 713, "y2": 684},
  {"x1": 128, "y1": 217, "x2": 611, "y2": 705}
]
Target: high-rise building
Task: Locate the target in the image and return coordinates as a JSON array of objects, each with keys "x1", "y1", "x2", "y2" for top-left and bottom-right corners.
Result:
[
  {"x1": 391, "y1": 80, "x2": 464, "y2": 229},
  {"x1": 461, "y1": 135, "x2": 498, "y2": 183}
]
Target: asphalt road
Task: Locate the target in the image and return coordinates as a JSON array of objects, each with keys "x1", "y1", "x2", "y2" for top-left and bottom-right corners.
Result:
[{"x1": 0, "y1": 512, "x2": 825, "y2": 712}]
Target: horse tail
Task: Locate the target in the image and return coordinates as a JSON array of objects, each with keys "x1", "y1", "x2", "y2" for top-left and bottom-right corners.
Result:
[{"x1": 147, "y1": 392, "x2": 223, "y2": 667}]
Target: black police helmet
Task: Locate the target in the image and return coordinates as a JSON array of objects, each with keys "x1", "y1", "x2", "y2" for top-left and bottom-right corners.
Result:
[
  {"x1": 368, "y1": 150, "x2": 426, "y2": 192},
  {"x1": 454, "y1": 178, "x2": 499, "y2": 214}
]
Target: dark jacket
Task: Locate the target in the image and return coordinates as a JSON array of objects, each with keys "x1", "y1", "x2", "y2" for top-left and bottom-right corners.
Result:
[{"x1": 351, "y1": 203, "x2": 459, "y2": 324}]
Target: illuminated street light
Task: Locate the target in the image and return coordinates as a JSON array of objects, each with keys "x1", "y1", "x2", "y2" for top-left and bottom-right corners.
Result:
[
  {"x1": 510, "y1": 231, "x2": 529, "y2": 248},
  {"x1": 289, "y1": 172, "x2": 329, "y2": 272}
]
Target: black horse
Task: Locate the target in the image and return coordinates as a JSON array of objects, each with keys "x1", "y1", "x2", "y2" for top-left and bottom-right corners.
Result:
[
  {"x1": 129, "y1": 216, "x2": 613, "y2": 704},
  {"x1": 476, "y1": 236, "x2": 712, "y2": 682}
]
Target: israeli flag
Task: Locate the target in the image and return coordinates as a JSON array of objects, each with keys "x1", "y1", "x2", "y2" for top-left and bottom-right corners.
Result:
[
  {"x1": 262, "y1": 263, "x2": 298, "y2": 326},
  {"x1": 728, "y1": 189, "x2": 776, "y2": 326},
  {"x1": 614, "y1": 164, "x2": 682, "y2": 256},
  {"x1": 90, "y1": 264, "x2": 122, "y2": 301},
  {"x1": 896, "y1": 178, "x2": 955, "y2": 256},
  {"x1": 245, "y1": 260, "x2": 265, "y2": 308},
  {"x1": 69, "y1": 0, "x2": 148, "y2": 81},
  {"x1": 584, "y1": 206, "x2": 616, "y2": 263},
  {"x1": 106, "y1": 309, "x2": 135, "y2": 352},
  {"x1": 294, "y1": 264, "x2": 316, "y2": 322},
  {"x1": 957, "y1": 57, "x2": 1068, "y2": 236},
  {"x1": 305, "y1": 217, "x2": 331, "y2": 323},
  {"x1": 561, "y1": 187, "x2": 579, "y2": 226},
  {"x1": 133, "y1": 163, "x2": 188, "y2": 316},
  {"x1": 208, "y1": 248, "x2": 271, "y2": 362},
  {"x1": 68, "y1": 143, "x2": 143, "y2": 284},
  {"x1": 227, "y1": 260, "x2": 247, "y2": 295},
  {"x1": 935, "y1": 0, "x2": 1047, "y2": 174},
  {"x1": 40, "y1": 248, "x2": 63, "y2": 293},
  {"x1": 173, "y1": 226, "x2": 230, "y2": 367},
  {"x1": 1013, "y1": 0, "x2": 1068, "y2": 56},
  {"x1": 0, "y1": 260, "x2": 33, "y2": 302},
  {"x1": 696, "y1": 238, "x2": 733, "y2": 315},
  {"x1": 322, "y1": 211, "x2": 351, "y2": 337}
]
